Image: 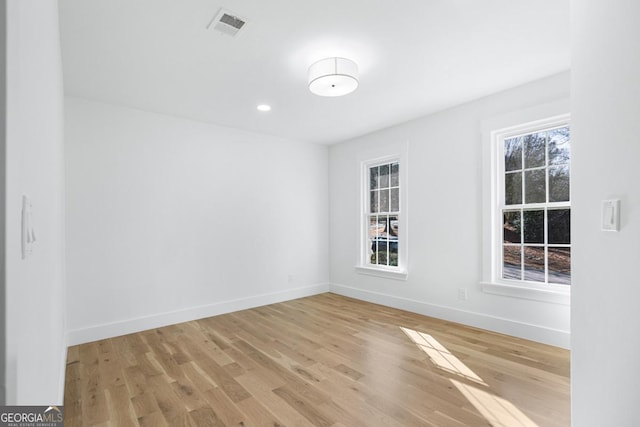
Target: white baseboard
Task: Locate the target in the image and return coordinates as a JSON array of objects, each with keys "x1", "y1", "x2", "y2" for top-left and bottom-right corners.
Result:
[
  {"x1": 65, "y1": 281, "x2": 569, "y2": 349},
  {"x1": 67, "y1": 283, "x2": 330, "y2": 346},
  {"x1": 330, "y1": 283, "x2": 570, "y2": 349}
]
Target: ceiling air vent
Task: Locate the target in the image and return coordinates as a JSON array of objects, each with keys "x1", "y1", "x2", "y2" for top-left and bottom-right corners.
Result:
[{"x1": 207, "y1": 8, "x2": 247, "y2": 37}]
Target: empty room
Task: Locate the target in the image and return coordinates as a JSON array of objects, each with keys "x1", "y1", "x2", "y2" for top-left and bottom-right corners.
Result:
[{"x1": 1, "y1": 0, "x2": 639, "y2": 426}]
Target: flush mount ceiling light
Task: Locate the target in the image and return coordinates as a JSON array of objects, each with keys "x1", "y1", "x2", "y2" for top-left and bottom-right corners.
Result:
[
  {"x1": 308, "y1": 57, "x2": 359, "y2": 97},
  {"x1": 256, "y1": 104, "x2": 271, "y2": 112}
]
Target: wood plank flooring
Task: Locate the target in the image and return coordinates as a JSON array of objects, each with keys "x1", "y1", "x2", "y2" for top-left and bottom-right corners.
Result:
[{"x1": 64, "y1": 293, "x2": 570, "y2": 426}]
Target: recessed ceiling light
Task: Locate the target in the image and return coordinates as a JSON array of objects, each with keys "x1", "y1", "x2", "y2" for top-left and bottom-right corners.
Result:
[{"x1": 257, "y1": 104, "x2": 271, "y2": 112}]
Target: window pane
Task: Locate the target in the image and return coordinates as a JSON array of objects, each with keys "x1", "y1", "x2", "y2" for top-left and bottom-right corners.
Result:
[
  {"x1": 369, "y1": 216, "x2": 379, "y2": 264},
  {"x1": 369, "y1": 216, "x2": 382, "y2": 238},
  {"x1": 371, "y1": 215, "x2": 390, "y2": 266},
  {"x1": 524, "y1": 246, "x2": 545, "y2": 282},
  {"x1": 523, "y1": 210, "x2": 544, "y2": 243},
  {"x1": 503, "y1": 245, "x2": 521, "y2": 280},
  {"x1": 390, "y1": 188, "x2": 399, "y2": 212},
  {"x1": 503, "y1": 211, "x2": 521, "y2": 243},
  {"x1": 379, "y1": 189, "x2": 390, "y2": 212},
  {"x1": 390, "y1": 163, "x2": 399, "y2": 186},
  {"x1": 371, "y1": 241, "x2": 380, "y2": 264},
  {"x1": 370, "y1": 166, "x2": 379, "y2": 190},
  {"x1": 380, "y1": 215, "x2": 390, "y2": 236},
  {"x1": 370, "y1": 216, "x2": 386, "y2": 265},
  {"x1": 370, "y1": 191, "x2": 378, "y2": 213},
  {"x1": 504, "y1": 137, "x2": 522, "y2": 172},
  {"x1": 524, "y1": 132, "x2": 546, "y2": 168},
  {"x1": 548, "y1": 209, "x2": 571, "y2": 244},
  {"x1": 549, "y1": 127, "x2": 570, "y2": 165},
  {"x1": 378, "y1": 164, "x2": 390, "y2": 188},
  {"x1": 549, "y1": 165, "x2": 570, "y2": 202},
  {"x1": 379, "y1": 217, "x2": 388, "y2": 236},
  {"x1": 369, "y1": 215, "x2": 398, "y2": 267},
  {"x1": 389, "y1": 216, "x2": 399, "y2": 267},
  {"x1": 389, "y1": 217, "x2": 399, "y2": 237},
  {"x1": 525, "y1": 169, "x2": 546, "y2": 203},
  {"x1": 548, "y1": 247, "x2": 571, "y2": 285},
  {"x1": 505, "y1": 172, "x2": 522, "y2": 205}
]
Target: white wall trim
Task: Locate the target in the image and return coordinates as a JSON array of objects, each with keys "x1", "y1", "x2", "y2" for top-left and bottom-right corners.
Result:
[
  {"x1": 354, "y1": 265, "x2": 408, "y2": 281},
  {"x1": 57, "y1": 345, "x2": 67, "y2": 405},
  {"x1": 67, "y1": 283, "x2": 330, "y2": 346},
  {"x1": 481, "y1": 281, "x2": 570, "y2": 305},
  {"x1": 358, "y1": 148, "x2": 409, "y2": 273},
  {"x1": 330, "y1": 283, "x2": 570, "y2": 349},
  {"x1": 481, "y1": 100, "x2": 572, "y2": 289}
]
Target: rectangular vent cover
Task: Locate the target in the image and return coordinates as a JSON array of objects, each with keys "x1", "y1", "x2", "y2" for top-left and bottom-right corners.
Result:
[{"x1": 207, "y1": 8, "x2": 247, "y2": 37}]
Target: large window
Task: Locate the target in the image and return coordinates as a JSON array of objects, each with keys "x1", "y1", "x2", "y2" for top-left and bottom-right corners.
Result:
[
  {"x1": 367, "y1": 161, "x2": 400, "y2": 267},
  {"x1": 499, "y1": 123, "x2": 571, "y2": 286}
]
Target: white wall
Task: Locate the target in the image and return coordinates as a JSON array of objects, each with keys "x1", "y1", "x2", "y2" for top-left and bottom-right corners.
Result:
[
  {"x1": 0, "y1": 0, "x2": 6, "y2": 405},
  {"x1": 65, "y1": 97, "x2": 329, "y2": 344},
  {"x1": 571, "y1": 0, "x2": 640, "y2": 425},
  {"x1": 4, "y1": 0, "x2": 66, "y2": 404},
  {"x1": 329, "y1": 72, "x2": 571, "y2": 347}
]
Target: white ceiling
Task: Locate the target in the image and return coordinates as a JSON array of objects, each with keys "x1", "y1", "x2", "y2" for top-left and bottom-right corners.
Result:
[{"x1": 58, "y1": 0, "x2": 569, "y2": 144}]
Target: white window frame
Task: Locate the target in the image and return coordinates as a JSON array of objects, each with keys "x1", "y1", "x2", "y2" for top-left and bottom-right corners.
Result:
[
  {"x1": 356, "y1": 154, "x2": 408, "y2": 280},
  {"x1": 480, "y1": 101, "x2": 570, "y2": 305}
]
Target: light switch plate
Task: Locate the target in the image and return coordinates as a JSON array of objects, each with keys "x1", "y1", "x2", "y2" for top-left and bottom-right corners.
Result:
[
  {"x1": 21, "y1": 195, "x2": 33, "y2": 259},
  {"x1": 601, "y1": 199, "x2": 620, "y2": 232}
]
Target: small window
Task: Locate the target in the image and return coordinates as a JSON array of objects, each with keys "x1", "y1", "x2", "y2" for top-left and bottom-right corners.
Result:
[
  {"x1": 357, "y1": 153, "x2": 408, "y2": 281},
  {"x1": 358, "y1": 149, "x2": 408, "y2": 280},
  {"x1": 366, "y1": 161, "x2": 400, "y2": 268},
  {"x1": 499, "y1": 123, "x2": 571, "y2": 285}
]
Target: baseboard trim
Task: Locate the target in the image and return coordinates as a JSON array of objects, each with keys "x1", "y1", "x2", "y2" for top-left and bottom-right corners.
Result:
[
  {"x1": 329, "y1": 283, "x2": 570, "y2": 349},
  {"x1": 67, "y1": 283, "x2": 330, "y2": 346},
  {"x1": 65, "y1": 282, "x2": 569, "y2": 348}
]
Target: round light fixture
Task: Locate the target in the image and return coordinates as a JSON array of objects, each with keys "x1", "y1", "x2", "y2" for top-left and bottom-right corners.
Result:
[
  {"x1": 308, "y1": 57, "x2": 359, "y2": 97},
  {"x1": 256, "y1": 104, "x2": 271, "y2": 112}
]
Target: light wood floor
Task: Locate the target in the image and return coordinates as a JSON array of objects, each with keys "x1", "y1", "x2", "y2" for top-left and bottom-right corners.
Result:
[{"x1": 64, "y1": 293, "x2": 570, "y2": 426}]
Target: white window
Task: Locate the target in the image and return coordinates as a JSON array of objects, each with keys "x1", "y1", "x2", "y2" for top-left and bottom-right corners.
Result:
[
  {"x1": 367, "y1": 161, "x2": 400, "y2": 267},
  {"x1": 358, "y1": 155, "x2": 407, "y2": 280},
  {"x1": 497, "y1": 120, "x2": 571, "y2": 287}
]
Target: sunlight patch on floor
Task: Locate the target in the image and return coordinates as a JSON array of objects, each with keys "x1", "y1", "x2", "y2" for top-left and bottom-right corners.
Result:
[
  {"x1": 400, "y1": 327, "x2": 539, "y2": 427},
  {"x1": 400, "y1": 326, "x2": 487, "y2": 386},
  {"x1": 451, "y1": 379, "x2": 538, "y2": 427}
]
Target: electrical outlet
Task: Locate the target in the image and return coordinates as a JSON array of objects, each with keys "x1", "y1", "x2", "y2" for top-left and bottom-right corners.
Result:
[{"x1": 457, "y1": 288, "x2": 468, "y2": 301}]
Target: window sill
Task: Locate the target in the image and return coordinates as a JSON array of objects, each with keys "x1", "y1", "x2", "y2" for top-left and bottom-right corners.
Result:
[
  {"x1": 480, "y1": 281, "x2": 570, "y2": 305},
  {"x1": 355, "y1": 266, "x2": 408, "y2": 281}
]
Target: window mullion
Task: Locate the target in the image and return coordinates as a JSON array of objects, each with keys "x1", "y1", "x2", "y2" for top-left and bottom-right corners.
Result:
[
  {"x1": 544, "y1": 207, "x2": 549, "y2": 284},
  {"x1": 386, "y1": 214, "x2": 390, "y2": 266},
  {"x1": 519, "y1": 208, "x2": 524, "y2": 280},
  {"x1": 520, "y1": 138, "x2": 525, "y2": 281},
  {"x1": 544, "y1": 132, "x2": 549, "y2": 284}
]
